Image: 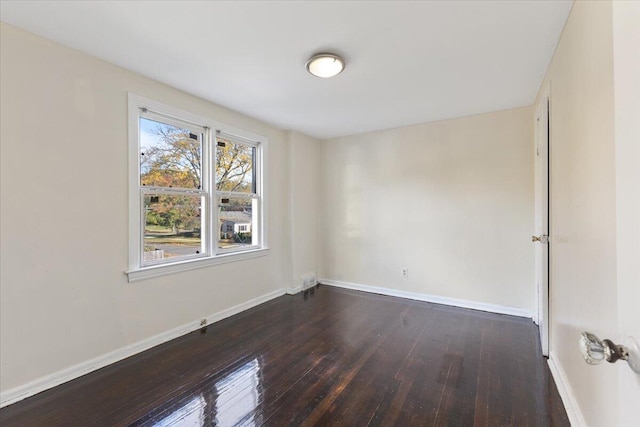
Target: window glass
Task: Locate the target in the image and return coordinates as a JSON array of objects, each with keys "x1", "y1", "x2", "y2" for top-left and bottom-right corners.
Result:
[
  {"x1": 215, "y1": 138, "x2": 255, "y2": 193},
  {"x1": 143, "y1": 194, "x2": 204, "y2": 263},
  {"x1": 218, "y1": 196, "x2": 257, "y2": 250},
  {"x1": 140, "y1": 117, "x2": 202, "y2": 189}
]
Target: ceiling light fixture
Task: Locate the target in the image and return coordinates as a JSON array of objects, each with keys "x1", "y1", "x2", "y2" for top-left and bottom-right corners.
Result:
[{"x1": 305, "y1": 53, "x2": 345, "y2": 78}]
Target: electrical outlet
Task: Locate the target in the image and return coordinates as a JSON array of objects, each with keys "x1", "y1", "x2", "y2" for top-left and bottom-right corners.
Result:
[{"x1": 401, "y1": 268, "x2": 408, "y2": 278}]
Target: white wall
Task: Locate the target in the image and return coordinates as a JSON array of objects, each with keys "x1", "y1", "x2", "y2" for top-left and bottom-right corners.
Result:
[
  {"x1": 288, "y1": 131, "x2": 320, "y2": 289},
  {"x1": 0, "y1": 23, "x2": 319, "y2": 396},
  {"x1": 533, "y1": 1, "x2": 620, "y2": 425},
  {"x1": 318, "y1": 107, "x2": 535, "y2": 313}
]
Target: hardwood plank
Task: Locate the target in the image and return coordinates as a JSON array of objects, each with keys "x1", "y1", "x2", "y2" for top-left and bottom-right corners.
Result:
[{"x1": 0, "y1": 285, "x2": 569, "y2": 426}]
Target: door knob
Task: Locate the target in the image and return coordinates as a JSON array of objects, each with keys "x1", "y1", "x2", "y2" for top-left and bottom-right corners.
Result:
[
  {"x1": 532, "y1": 235, "x2": 549, "y2": 243},
  {"x1": 579, "y1": 332, "x2": 640, "y2": 373}
]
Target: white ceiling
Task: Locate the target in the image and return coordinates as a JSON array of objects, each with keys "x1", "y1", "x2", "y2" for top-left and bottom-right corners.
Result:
[{"x1": 0, "y1": 1, "x2": 573, "y2": 139}]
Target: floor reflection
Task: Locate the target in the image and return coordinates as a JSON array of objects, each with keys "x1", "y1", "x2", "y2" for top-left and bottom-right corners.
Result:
[
  {"x1": 214, "y1": 358, "x2": 261, "y2": 426},
  {"x1": 147, "y1": 357, "x2": 262, "y2": 427},
  {"x1": 153, "y1": 394, "x2": 206, "y2": 427}
]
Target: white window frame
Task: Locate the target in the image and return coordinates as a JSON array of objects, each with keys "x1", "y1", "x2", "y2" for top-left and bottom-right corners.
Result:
[
  {"x1": 138, "y1": 110, "x2": 209, "y2": 266},
  {"x1": 127, "y1": 94, "x2": 268, "y2": 282},
  {"x1": 215, "y1": 131, "x2": 262, "y2": 255}
]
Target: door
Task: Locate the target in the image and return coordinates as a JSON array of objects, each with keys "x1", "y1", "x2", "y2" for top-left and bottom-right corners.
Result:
[
  {"x1": 534, "y1": 84, "x2": 550, "y2": 356},
  {"x1": 613, "y1": 1, "x2": 640, "y2": 423}
]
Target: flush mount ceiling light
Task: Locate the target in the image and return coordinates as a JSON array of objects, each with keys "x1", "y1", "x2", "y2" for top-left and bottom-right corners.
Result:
[{"x1": 305, "y1": 53, "x2": 345, "y2": 78}]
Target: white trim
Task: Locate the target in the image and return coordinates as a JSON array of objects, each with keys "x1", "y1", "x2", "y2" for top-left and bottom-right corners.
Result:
[
  {"x1": 214, "y1": 133, "x2": 264, "y2": 257},
  {"x1": 534, "y1": 81, "x2": 551, "y2": 357},
  {"x1": 128, "y1": 94, "x2": 142, "y2": 272},
  {"x1": 127, "y1": 248, "x2": 269, "y2": 282},
  {"x1": 320, "y1": 279, "x2": 532, "y2": 319},
  {"x1": 141, "y1": 109, "x2": 207, "y2": 134},
  {"x1": 286, "y1": 286, "x2": 303, "y2": 295},
  {"x1": 0, "y1": 288, "x2": 285, "y2": 408},
  {"x1": 547, "y1": 351, "x2": 587, "y2": 427}
]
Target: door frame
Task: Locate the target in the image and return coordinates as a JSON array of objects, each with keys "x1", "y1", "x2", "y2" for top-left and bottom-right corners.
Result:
[{"x1": 534, "y1": 82, "x2": 551, "y2": 356}]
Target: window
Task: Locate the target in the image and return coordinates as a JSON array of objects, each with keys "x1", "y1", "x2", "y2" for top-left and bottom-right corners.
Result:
[
  {"x1": 139, "y1": 113, "x2": 206, "y2": 265},
  {"x1": 128, "y1": 94, "x2": 267, "y2": 281},
  {"x1": 216, "y1": 136, "x2": 259, "y2": 252}
]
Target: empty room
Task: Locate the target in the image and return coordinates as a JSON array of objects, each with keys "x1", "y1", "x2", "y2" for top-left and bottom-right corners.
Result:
[{"x1": 0, "y1": 1, "x2": 638, "y2": 426}]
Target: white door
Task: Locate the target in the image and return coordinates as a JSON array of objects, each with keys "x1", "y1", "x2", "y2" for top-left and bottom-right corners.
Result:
[
  {"x1": 613, "y1": 1, "x2": 640, "y2": 423},
  {"x1": 534, "y1": 84, "x2": 550, "y2": 357}
]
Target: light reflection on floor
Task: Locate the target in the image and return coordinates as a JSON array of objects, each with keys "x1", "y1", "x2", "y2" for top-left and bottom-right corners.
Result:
[
  {"x1": 153, "y1": 394, "x2": 206, "y2": 427},
  {"x1": 151, "y1": 358, "x2": 261, "y2": 427},
  {"x1": 214, "y1": 358, "x2": 261, "y2": 426}
]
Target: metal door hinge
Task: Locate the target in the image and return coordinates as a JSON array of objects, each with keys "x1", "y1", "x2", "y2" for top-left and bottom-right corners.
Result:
[{"x1": 532, "y1": 235, "x2": 549, "y2": 244}]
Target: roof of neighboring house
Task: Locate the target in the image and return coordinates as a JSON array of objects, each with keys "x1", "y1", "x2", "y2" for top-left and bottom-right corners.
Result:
[{"x1": 220, "y1": 210, "x2": 252, "y2": 223}]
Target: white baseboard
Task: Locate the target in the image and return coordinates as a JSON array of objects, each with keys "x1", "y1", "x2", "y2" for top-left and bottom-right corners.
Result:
[
  {"x1": 286, "y1": 282, "x2": 318, "y2": 295},
  {"x1": 0, "y1": 288, "x2": 286, "y2": 409},
  {"x1": 320, "y1": 278, "x2": 532, "y2": 319},
  {"x1": 547, "y1": 351, "x2": 587, "y2": 427}
]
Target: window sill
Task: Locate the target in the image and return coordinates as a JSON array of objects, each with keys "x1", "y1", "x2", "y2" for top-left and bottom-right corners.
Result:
[{"x1": 126, "y1": 248, "x2": 269, "y2": 282}]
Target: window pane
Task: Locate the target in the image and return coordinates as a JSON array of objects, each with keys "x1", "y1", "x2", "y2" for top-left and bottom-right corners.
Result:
[
  {"x1": 218, "y1": 197, "x2": 258, "y2": 250},
  {"x1": 144, "y1": 194, "x2": 204, "y2": 263},
  {"x1": 216, "y1": 138, "x2": 255, "y2": 193},
  {"x1": 140, "y1": 117, "x2": 202, "y2": 189}
]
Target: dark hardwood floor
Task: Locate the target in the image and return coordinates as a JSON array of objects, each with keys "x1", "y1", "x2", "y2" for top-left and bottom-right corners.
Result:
[{"x1": 0, "y1": 285, "x2": 569, "y2": 426}]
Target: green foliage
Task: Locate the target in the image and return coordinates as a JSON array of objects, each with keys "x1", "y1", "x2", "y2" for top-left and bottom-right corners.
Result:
[
  {"x1": 234, "y1": 232, "x2": 251, "y2": 243},
  {"x1": 145, "y1": 194, "x2": 201, "y2": 232},
  {"x1": 145, "y1": 210, "x2": 162, "y2": 226}
]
